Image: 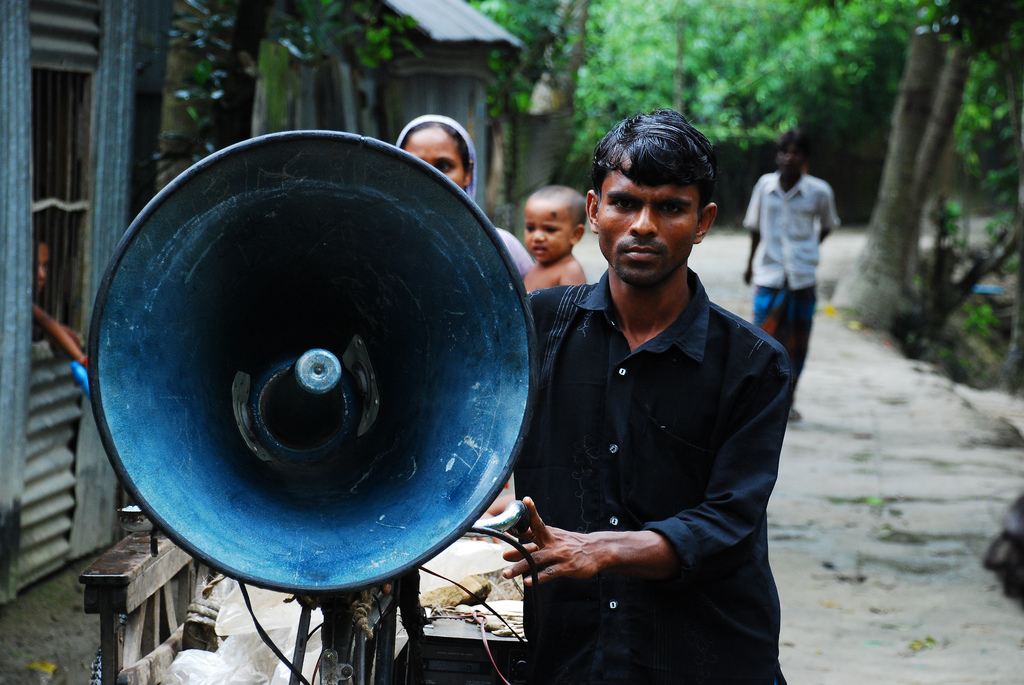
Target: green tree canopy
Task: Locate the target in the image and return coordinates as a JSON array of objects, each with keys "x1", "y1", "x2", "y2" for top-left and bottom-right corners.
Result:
[{"x1": 566, "y1": 0, "x2": 912, "y2": 173}]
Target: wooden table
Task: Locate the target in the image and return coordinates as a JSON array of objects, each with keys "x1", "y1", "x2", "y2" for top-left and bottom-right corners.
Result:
[{"x1": 80, "y1": 533, "x2": 197, "y2": 685}]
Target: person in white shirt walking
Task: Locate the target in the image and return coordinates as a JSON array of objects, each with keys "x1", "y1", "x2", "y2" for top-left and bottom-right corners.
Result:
[{"x1": 744, "y1": 128, "x2": 839, "y2": 421}]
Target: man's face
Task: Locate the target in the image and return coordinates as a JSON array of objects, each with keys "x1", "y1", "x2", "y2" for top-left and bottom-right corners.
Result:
[
  {"x1": 524, "y1": 196, "x2": 583, "y2": 266},
  {"x1": 777, "y1": 143, "x2": 805, "y2": 176},
  {"x1": 587, "y1": 171, "x2": 715, "y2": 289}
]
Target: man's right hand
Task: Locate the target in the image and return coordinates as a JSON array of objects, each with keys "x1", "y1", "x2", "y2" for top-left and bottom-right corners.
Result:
[
  {"x1": 501, "y1": 497, "x2": 603, "y2": 585},
  {"x1": 501, "y1": 497, "x2": 681, "y2": 585}
]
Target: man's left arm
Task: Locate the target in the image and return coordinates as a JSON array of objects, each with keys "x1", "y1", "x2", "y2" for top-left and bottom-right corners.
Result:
[
  {"x1": 640, "y1": 355, "x2": 790, "y2": 583},
  {"x1": 818, "y1": 182, "x2": 840, "y2": 243}
]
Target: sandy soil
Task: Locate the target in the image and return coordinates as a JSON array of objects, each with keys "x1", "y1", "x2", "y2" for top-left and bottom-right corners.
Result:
[{"x1": 0, "y1": 560, "x2": 99, "y2": 684}]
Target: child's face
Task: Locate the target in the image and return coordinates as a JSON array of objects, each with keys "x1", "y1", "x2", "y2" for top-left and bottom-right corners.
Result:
[{"x1": 524, "y1": 196, "x2": 584, "y2": 265}]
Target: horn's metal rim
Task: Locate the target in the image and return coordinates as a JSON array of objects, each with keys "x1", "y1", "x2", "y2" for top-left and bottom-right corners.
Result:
[{"x1": 87, "y1": 130, "x2": 539, "y2": 594}]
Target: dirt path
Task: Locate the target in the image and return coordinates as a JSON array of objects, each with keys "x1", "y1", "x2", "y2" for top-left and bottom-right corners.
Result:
[
  {"x1": 0, "y1": 558, "x2": 98, "y2": 684},
  {"x1": 680, "y1": 227, "x2": 1024, "y2": 684}
]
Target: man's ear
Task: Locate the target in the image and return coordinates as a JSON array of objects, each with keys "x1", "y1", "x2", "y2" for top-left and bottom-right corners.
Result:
[
  {"x1": 694, "y1": 202, "x2": 717, "y2": 244},
  {"x1": 586, "y1": 190, "x2": 600, "y2": 234}
]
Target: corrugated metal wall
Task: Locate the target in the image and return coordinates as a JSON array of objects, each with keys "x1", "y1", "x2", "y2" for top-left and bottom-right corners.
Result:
[
  {"x1": 29, "y1": 0, "x2": 101, "y2": 70},
  {"x1": 0, "y1": 0, "x2": 35, "y2": 605},
  {"x1": 11, "y1": 0, "x2": 102, "y2": 595},
  {"x1": 0, "y1": 0, "x2": 132, "y2": 603},
  {"x1": 19, "y1": 345, "x2": 82, "y2": 587},
  {"x1": 73, "y1": 0, "x2": 137, "y2": 559}
]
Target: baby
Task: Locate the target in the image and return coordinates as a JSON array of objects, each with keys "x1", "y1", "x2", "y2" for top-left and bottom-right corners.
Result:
[{"x1": 523, "y1": 185, "x2": 588, "y2": 292}]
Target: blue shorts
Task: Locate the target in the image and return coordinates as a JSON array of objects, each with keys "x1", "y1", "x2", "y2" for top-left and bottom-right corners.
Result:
[{"x1": 752, "y1": 285, "x2": 816, "y2": 385}]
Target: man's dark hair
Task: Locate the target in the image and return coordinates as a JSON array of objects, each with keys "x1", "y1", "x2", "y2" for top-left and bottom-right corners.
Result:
[
  {"x1": 529, "y1": 185, "x2": 587, "y2": 226},
  {"x1": 777, "y1": 128, "x2": 811, "y2": 157},
  {"x1": 590, "y1": 109, "x2": 717, "y2": 208}
]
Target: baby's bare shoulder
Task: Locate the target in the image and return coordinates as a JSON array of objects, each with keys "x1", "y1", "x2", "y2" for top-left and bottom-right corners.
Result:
[{"x1": 557, "y1": 255, "x2": 587, "y2": 286}]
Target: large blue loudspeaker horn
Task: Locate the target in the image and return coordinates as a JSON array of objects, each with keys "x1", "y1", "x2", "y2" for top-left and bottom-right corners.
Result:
[{"x1": 88, "y1": 131, "x2": 536, "y2": 594}]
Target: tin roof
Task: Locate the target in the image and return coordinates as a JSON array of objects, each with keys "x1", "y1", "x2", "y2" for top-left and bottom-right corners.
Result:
[{"x1": 383, "y1": 0, "x2": 524, "y2": 49}]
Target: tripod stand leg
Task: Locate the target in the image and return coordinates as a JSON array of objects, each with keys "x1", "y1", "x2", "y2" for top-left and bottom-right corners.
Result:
[
  {"x1": 372, "y1": 598, "x2": 397, "y2": 685},
  {"x1": 289, "y1": 604, "x2": 313, "y2": 685},
  {"x1": 321, "y1": 600, "x2": 356, "y2": 684}
]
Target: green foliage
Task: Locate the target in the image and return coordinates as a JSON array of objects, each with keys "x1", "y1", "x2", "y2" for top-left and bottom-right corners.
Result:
[
  {"x1": 937, "y1": 200, "x2": 967, "y2": 249},
  {"x1": 168, "y1": 0, "x2": 238, "y2": 156},
  {"x1": 569, "y1": 0, "x2": 912, "y2": 175},
  {"x1": 916, "y1": 0, "x2": 1024, "y2": 56},
  {"x1": 953, "y1": 53, "x2": 1020, "y2": 207},
  {"x1": 169, "y1": 1, "x2": 236, "y2": 104},
  {"x1": 471, "y1": 0, "x2": 914, "y2": 192},
  {"x1": 165, "y1": 0, "x2": 418, "y2": 162},
  {"x1": 272, "y1": 0, "x2": 418, "y2": 67},
  {"x1": 917, "y1": 0, "x2": 1024, "y2": 208},
  {"x1": 469, "y1": 0, "x2": 570, "y2": 116},
  {"x1": 963, "y1": 301, "x2": 1000, "y2": 339}
]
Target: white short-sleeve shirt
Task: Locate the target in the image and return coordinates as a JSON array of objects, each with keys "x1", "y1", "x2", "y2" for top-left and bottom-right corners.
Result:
[{"x1": 744, "y1": 172, "x2": 839, "y2": 290}]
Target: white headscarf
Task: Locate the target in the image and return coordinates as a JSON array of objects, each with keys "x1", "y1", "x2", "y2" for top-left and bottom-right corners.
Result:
[{"x1": 396, "y1": 114, "x2": 477, "y2": 198}]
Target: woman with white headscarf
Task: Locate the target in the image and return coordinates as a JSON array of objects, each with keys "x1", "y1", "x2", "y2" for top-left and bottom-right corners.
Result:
[{"x1": 397, "y1": 115, "x2": 534, "y2": 278}]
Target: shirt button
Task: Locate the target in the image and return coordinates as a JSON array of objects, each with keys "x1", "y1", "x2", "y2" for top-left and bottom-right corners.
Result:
[
  {"x1": 610, "y1": 516, "x2": 619, "y2": 526},
  {"x1": 618, "y1": 368, "x2": 627, "y2": 376},
  {"x1": 609, "y1": 444, "x2": 618, "y2": 454},
  {"x1": 609, "y1": 600, "x2": 618, "y2": 609}
]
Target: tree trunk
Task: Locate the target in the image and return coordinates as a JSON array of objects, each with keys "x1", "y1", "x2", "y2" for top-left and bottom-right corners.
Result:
[
  {"x1": 998, "y1": 64, "x2": 1024, "y2": 392},
  {"x1": 908, "y1": 44, "x2": 969, "y2": 261},
  {"x1": 903, "y1": 44, "x2": 970, "y2": 349},
  {"x1": 214, "y1": 0, "x2": 274, "y2": 149},
  {"x1": 156, "y1": 0, "x2": 204, "y2": 191},
  {"x1": 832, "y1": 30, "x2": 945, "y2": 329},
  {"x1": 563, "y1": 0, "x2": 590, "y2": 104}
]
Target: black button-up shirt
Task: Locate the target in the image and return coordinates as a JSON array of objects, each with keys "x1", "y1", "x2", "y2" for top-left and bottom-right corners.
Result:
[{"x1": 517, "y1": 270, "x2": 790, "y2": 685}]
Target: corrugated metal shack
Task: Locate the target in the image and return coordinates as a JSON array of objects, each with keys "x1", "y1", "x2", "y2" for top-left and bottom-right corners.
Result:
[
  {"x1": 380, "y1": 0, "x2": 523, "y2": 210},
  {"x1": 248, "y1": 0, "x2": 523, "y2": 211},
  {"x1": 0, "y1": 0, "x2": 137, "y2": 604}
]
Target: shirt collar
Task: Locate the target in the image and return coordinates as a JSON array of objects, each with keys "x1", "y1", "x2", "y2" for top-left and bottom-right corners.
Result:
[
  {"x1": 766, "y1": 171, "x2": 807, "y2": 197},
  {"x1": 577, "y1": 270, "x2": 709, "y2": 362}
]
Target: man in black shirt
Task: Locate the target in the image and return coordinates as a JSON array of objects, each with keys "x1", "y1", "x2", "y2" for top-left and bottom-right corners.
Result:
[{"x1": 503, "y1": 109, "x2": 790, "y2": 684}]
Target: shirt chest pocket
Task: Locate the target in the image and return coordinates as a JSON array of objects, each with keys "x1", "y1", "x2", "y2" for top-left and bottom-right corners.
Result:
[
  {"x1": 784, "y1": 203, "x2": 817, "y2": 240},
  {"x1": 621, "y1": 414, "x2": 716, "y2": 524}
]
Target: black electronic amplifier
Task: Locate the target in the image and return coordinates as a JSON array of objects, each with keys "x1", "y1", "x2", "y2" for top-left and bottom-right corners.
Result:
[{"x1": 396, "y1": 616, "x2": 528, "y2": 685}]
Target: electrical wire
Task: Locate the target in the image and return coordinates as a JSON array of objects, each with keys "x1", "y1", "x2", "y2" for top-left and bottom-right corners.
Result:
[
  {"x1": 307, "y1": 622, "x2": 323, "y2": 641},
  {"x1": 236, "y1": 532, "x2": 533, "y2": 684},
  {"x1": 239, "y1": 583, "x2": 312, "y2": 685},
  {"x1": 472, "y1": 610, "x2": 513, "y2": 685},
  {"x1": 467, "y1": 526, "x2": 543, "y2": 627},
  {"x1": 418, "y1": 566, "x2": 525, "y2": 642}
]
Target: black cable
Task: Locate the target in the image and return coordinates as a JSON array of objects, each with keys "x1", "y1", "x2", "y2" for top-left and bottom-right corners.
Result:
[
  {"x1": 239, "y1": 583, "x2": 313, "y2": 685},
  {"x1": 307, "y1": 622, "x2": 323, "y2": 642},
  {"x1": 419, "y1": 567, "x2": 526, "y2": 642},
  {"x1": 467, "y1": 526, "x2": 543, "y2": 628}
]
